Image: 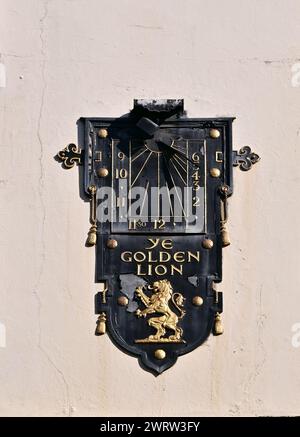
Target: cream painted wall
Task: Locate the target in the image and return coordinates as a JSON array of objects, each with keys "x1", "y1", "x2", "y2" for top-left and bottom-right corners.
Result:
[{"x1": 0, "y1": 0, "x2": 300, "y2": 417}]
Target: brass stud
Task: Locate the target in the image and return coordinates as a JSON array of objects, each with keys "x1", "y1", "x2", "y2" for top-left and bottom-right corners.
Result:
[
  {"x1": 98, "y1": 128, "x2": 108, "y2": 138},
  {"x1": 107, "y1": 239, "x2": 118, "y2": 249},
  {"x1": 192, "y1": 296, "x2": 203, "y2": 306},
  {"x1": 117, "y1": 296, "x2": 129, "y2": 306},
  {"x1": 210, "y1": 168, "x2": 221, "y2": 178},
  {"x1": 220, "y1": 184, "x2": 229, "y2": 195},
  {"x1": 154, "y1": 349, "x2": 166, "y2": 360},
  {"x1": 209, "y1": 128, "x2": 220, "y2": 139},
  {"x1": 97, "y1": 167, "x2": 109, "y2": 178},
  {"x1": 202, "y1": 239, "x2": 214, "y2": 249},
  {"x1": 88, "y1": 184, "x2": 97, "y2": 195}
]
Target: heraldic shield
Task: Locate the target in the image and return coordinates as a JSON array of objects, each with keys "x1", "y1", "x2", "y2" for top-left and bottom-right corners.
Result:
[{"x1": 57, "y1": 99, "x2": 259, "y2": 374}]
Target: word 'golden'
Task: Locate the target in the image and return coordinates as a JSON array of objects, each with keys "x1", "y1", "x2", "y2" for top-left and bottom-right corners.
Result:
[{"x1": 120, "y1": 238, "x2": 200, "y2": 276}]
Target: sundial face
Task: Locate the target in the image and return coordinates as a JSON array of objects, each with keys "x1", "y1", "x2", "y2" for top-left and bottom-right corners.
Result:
[{"x1": 110, "y1": 135, "x2": 206, "y2": 234}]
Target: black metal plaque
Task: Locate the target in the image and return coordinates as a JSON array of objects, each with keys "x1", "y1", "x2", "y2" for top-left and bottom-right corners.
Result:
[{"x1": 57, "y1": 99, "x2": 259, "y2": 374}]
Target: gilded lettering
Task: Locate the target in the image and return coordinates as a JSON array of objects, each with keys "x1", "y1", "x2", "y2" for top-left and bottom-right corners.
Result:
[
  {"x1": 120, "y1": 251, "x2": 132, "y2": 262},
  {"x1": 137, "y1": 264, "x2": 146, "y2": 275},
  {"x1": 173, "y1": 251, "x2": 185, "y2": 262},
  {"x1": 155, "y1": 265, "x2": 168, "y2": 276},
  {"x1": 187, "y1": 251, "x2": 200, "y2": 262},
  {"x1": 161, "y1": 239, "x2": 173, "y2": 250},
  {"x1": 146, "y1": 238, "x2": 159, "y2": 249},
  {"x1": 134, "y1": 251, "x2": 146, "y2": 262},
  {"x1": 159, "y1": 251, "x2": 171, "y2": 262},
  {"x1": 171, "y1": 264, "x2": 183, "y2": 275}
]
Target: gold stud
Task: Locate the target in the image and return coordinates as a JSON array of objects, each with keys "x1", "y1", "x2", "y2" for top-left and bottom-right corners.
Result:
[
  {"x1": 88, "y1": 184, "x2": 97, "y2": 195},
  {"x1": 107, "y1": 239, "x2": 118, "y2": 249},
  {"x1": 97, "y1": 167, "x2": 109, "y2": 178},
  {"x1": 209, "y1": 128, "x2": 220, "y2": 139},
  {"x1": 220, "y1": 184, "x2": 229, "y2": 195},
  {"x1": 192, "y1": 296, "x2": 203, "y2": 306},
  {"x1": 154, "y1": 349, "x2": 166, "y2": 360},
  {"x1": 98, "y1": 128, "x2": 108, "y2": 138},
  {"x1": 117, "y1": 296, "x2": 129, "y2": 306},
  {"x1": 210, "y1": 168, "x2": 221, "y2": 178},
  {"x1": 202, "y1": 239, "x2": 214, "y2": 249}
]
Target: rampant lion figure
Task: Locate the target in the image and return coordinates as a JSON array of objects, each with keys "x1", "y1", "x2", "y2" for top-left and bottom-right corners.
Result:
[{"x1": 135, "y1": 279, "x2": 186, "y2": 343}]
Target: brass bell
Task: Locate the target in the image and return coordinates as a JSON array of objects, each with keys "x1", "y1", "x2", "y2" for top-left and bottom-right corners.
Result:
[
  {"x1": 87, "y1": 225, "x2": 97, "y2": 246},
  {"x1": 221, "y1": 225, "x2": 231, "y2": 247},
  {"x1": 96, "y1": 313, "x2": 106, "y2": 335},
  {"x1": 213, "y1": 312, "x2": 224, "y2": 335}
]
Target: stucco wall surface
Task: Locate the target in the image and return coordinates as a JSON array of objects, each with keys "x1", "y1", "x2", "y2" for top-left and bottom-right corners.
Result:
[{"x1": 0, "y1": 0, "x2": 300, "y2": 416}]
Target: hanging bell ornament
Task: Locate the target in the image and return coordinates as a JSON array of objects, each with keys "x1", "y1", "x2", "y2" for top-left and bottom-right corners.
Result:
[
  {"x1": 86, "y1": 225, "x2": 97, "y2": 246},
  {"x1": 96, "y1": 313, "x2": 107, "y2": 335},
  {"x1": 213, "y1": 312, "x2": 224, "y2": 336},
  {"x1": 221, "y1": 223, "x2": 230, "y2": 247}
]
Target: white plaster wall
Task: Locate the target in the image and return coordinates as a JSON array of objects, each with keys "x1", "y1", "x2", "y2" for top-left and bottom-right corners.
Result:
[{"x1": 0, "y1": 0, "x2": 300, "y2": 417}]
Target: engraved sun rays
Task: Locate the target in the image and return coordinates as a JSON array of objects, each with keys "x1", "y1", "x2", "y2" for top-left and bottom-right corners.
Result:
[{"x1": 129, "y1": 141, "x2": 188, "y2": 220}]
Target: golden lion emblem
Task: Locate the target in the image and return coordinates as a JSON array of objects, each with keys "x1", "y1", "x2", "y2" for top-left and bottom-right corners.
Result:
[{"x1": 134, "y1": 279, "x2": 186, "y2": 343}]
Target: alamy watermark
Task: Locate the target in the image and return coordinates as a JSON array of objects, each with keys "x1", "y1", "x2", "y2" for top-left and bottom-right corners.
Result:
[
  {"x1": 291, "y1": 62, "x2": 300, "y2": 87},
  {"x1": 96, "y1": 182, "x2": 204, "y2": 226},
  {"x1": 291, "y1": 322, "x2": 300, "y2": 348}
]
